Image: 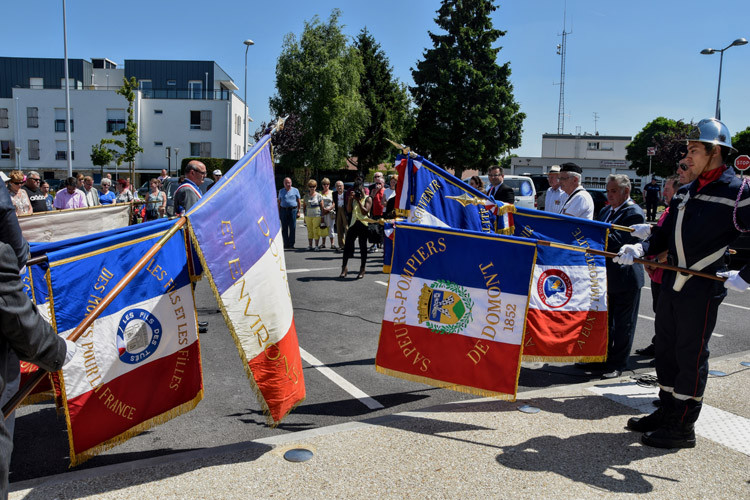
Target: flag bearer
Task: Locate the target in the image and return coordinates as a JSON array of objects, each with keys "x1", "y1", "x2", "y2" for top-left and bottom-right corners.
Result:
[{"x1": 615, "y1": 118, "x2": 750, "y2": 448}]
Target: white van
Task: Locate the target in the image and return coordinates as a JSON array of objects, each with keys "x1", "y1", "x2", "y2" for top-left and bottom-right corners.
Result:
[{"x1": 463, "y1": 174, "x2": 537, "y2": 209}]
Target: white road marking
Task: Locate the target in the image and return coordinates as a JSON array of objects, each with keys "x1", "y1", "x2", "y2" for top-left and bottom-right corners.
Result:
[
  {"x1": 375, "y1": 280, "x2": 389, "y2": 287},
  {"x1": 722, "y1": 302, "x2": 750, "y2": 311},
  {"x1": 298, "y1": 347, "x2": 384, "y2": 410},
  {"x1": 286, "y1": 267, "x2": 340, "y2": 274},
  {"x1": 638, "y1": 314, "x2": 654, "y2": 322}
]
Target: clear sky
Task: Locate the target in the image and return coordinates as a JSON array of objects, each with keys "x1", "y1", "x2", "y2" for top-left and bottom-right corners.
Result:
[{"x1": 3, "y1": 0, "x2": 749, "y2": 158}]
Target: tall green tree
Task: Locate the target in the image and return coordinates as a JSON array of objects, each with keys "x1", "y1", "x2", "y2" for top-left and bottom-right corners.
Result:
[
  {"x1": 350, "y1": 28, "x2": 413, "y2": 175},
  {"x1": 626, "y1": 117, "x2": 692, "y2": 177},
  {"x1": 729, "y1": 126, "x2": 750, "y2": 167},
  {"x1": 409, "y1": 0, "x2": 524, "y2": 178},
  {"x1": 270, "y1": 10, "x2": 367, "y2": 173},
  {"x1": 103, "y1": 77, "x2": 143, "y2": 182},
  {"x1": 90, "y1": 142, "x2": 121, "y2": 177}
]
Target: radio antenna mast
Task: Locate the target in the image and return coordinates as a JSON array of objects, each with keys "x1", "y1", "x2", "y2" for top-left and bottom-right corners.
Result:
[{"x1": 556, "y1": 2, "x2": 571, "y2": 134}]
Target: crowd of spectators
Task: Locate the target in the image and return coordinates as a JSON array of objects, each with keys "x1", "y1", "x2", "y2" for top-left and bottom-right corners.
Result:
[{"x1": 1, "y1": 169, "x2": 170, "y2": 222}]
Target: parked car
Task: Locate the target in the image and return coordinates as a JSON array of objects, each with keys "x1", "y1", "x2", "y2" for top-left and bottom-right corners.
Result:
[
  {"x1": 461, "y1": 174, "x2": 537, "y2": 209},
  {"x1": 45, "y1": 178, "x2": 63, "y2": 193},
  {"x1": 586, "y1": 188, "x2": 609, "y2": 217}
]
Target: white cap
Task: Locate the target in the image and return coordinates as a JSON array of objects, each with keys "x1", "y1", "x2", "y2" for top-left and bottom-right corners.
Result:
[
  {"x1": 213, "y1": 169, "x2": 222, "y2": 176},
  {"x1": 548, "y1": 165, "x2": 561, "y2": 173}
]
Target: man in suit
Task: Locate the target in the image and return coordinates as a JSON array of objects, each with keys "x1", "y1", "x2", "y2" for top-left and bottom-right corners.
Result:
[
  {"x1": 588, "y1": 174, "x2": 645, "y2": 379},
  {"x1": 486, "y1": 166, "x2": 515, "y2": 204}
]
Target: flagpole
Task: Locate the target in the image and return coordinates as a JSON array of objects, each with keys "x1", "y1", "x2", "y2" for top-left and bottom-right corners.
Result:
[
  {"x1": 3, "y1": 217, "x2": 187, "y2": 419},
  {"x1": 535, "y1": 239, "x2": 726, "y2": 282}
]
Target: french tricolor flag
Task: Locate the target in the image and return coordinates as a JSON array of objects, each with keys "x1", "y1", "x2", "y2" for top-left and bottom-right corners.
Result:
[
  {"x1": 48, "y1": 220, "x2": 202, "y2": 465},
  {"x1": 186, "y1": 135, "x2": 305, "y2": 424}
]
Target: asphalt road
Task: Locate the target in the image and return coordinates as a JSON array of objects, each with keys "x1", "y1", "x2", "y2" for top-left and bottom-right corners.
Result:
[{"x1": 10, "y1": 220, "x2": 750, "y2": 482}]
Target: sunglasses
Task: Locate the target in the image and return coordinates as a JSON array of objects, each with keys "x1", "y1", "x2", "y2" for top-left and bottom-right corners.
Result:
[
  {"x1": 11, "y1": 181, "x2": 24, "y2": 185},
  {"x1": 678, "y1": 163, "x2": 689, "y2": 171}
]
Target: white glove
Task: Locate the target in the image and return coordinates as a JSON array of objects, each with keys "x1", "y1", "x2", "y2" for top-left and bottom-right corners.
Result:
[
  {"x1": 630, "y1": 224, "x2": 652, "y2": 240},
  {"x1": 717, "y1": 270, "x2": 750, "y2": 292},
  {"x1": 63, "y1": 339, "x2": 77, "y2": 367},
  {"x1": 613, "y1": 243, "x2": 644, "y2": 266}
]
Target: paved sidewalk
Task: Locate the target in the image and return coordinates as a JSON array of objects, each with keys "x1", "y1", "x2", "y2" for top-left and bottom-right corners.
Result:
[{"x1": 11, "y1": 352, "x2": 750, "y2": 499}]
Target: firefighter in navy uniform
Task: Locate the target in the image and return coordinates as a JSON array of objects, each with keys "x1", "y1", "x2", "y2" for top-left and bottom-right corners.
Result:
[{"x1": 615, "y1": 118, "x2": 750, "y2": 449}]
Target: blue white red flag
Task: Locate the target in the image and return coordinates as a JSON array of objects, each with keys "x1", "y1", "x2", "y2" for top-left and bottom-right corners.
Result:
[
  {"x1": 47, "y1": 219, "x2": 202, "y2": 465},
  {"x1": 394, "y1": 154, "x2": 508, "y2": 233},
  {"x1": 185, "y1": 134, "x2": 305, "y2": 424},
  {"x1": 376, "y1": 223, "x2": 537, "y2": 399},
  {"x1": 511, "y1": 207, "x2": 609, "y2": 361}
]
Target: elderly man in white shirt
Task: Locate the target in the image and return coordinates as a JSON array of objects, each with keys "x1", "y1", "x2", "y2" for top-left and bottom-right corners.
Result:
[
  {"x1": 543, "y1": 165, "x2": 568, "y2": 213},
  {"x1": 558, "y1": 163, "x2": 594, "y2": 219}
]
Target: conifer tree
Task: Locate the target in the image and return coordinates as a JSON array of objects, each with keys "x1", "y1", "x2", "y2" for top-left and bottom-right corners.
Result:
[
  {"x1": 410, "y1": 0, "x2": 524, "y2": 178},
  {"x1": 350, "y1": 28, "x2": 413, "y2": 175}
]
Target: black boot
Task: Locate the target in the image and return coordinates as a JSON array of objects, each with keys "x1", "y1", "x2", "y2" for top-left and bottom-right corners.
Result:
[
  {"x1": 641, "y1": 399, "x2": 700, "y2": 449},
  {"x1": 627, "y1": 390, "x2": 673, "y2": 433}
]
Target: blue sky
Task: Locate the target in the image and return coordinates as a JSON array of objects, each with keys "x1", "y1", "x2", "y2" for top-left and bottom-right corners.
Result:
[{"x1": 4, "y1": 1, "x2": 750, "y2": 157}]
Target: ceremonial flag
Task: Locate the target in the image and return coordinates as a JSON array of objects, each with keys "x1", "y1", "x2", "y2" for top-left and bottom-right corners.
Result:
[
  {"x1": 376, "y1": 223, "x2": 536, "y2": 399},
  {"x1": 48, "y1": 219, "x2": 202, "y2": 465},
  {"x1": 19, "y1": 203, "x2": 131, "y2": 243},
  {"x1": 511, "y1": 208, "x2": 609, "y2": 361},
  {"x1": 394, "y1": 154, "x2": 507, "y2": 233},
  {"x1": 185, "y1": 134, "x2": 305, "y2": 424}
]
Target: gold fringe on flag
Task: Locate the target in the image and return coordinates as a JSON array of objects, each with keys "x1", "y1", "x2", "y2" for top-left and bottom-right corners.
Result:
[{"x1": 375, "y1": 365, "x2": 518, "y2": 401}]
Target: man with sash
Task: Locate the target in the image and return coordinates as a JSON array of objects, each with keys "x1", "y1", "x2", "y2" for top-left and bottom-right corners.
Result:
[{"x1": 174, "y1": 160, "x2": 207, "y2": 214}]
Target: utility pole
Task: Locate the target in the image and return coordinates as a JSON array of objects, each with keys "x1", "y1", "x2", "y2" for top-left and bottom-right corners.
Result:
[{"x1": 555, "y1": 1, "x2": 571, "y2": 134}]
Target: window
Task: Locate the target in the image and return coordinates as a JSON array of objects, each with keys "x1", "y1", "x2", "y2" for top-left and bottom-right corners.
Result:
[
  {"x1": 29, "y1": 77, "x2": 43, "y2": 89},
  {"x1": 55, "y1": 108, "x2": 74, "y2": 132},
  {"x1": 188, "y1": 80, "x2": 203, "y2": 99},
  {"x1": 106, "y1": 108, "x2": 126, "y2": 133},
  {"x1": 587, "y1": 142, "x2": 600, "y2": 151},
  {"x1": 167, "y1": 80, "x2": 176, "y2": 86},
  {"x1": 0, "y1": 141, "x2": 11, "y2": 159},
  {"x1": 28, "y1": 140, "x2": 40, "y2": 160},
  {"x1": 55, "y1": 140, "x2": 74, "y2": 160},
  {"x1": 60, "y1": 78, "x2": 75, "y2": 89},
  {"x1": 235, "y1": 114, "x2": 242, "y2": 135},
  {"x1": 139, "y1": 79, "x2": 152, "y2": 98},
  {"x1": 600, "y1": 142, "x2": 614, "y2": 151},
  {"x1": 0, "y1": 108, "x2": 7, "y2": 128},
  {"x1": 154, "y1": 109, "x2": 163, "y2": 115},
  {"x1": 190, "y1": 142, "x2": 211, "y2": 157},
  {"x1": 190, "y1": 110, "x2": 211, "y2": 130},
  {"x1": 154, "y1": 141, "x2": 163, "y2": 146},
  {"x1": 27, "y1": 107, "x2": 38, "y2": 128}
]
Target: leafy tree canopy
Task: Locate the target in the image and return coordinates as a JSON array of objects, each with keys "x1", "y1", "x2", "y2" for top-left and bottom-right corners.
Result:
[
  {"x1": 409, "y1": 0, "x2": 524, "y2": 178},
  {"x1": 349, "y1": 28, "x2": 414, "y2": 175},
  {"x1": 729, "y1": 126, "x2": 750, "y2": 167},
  {"x1": 625, "y1": 117, "x2": 692, "y2": 178},
  {"x1": 270, "y1": 9, "x2": 368, "y2": 171}
]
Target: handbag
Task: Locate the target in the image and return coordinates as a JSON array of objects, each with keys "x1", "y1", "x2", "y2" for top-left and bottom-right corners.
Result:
[
  {"x1": 319, "y1": 219, "x2": 327, "y2": 229},
  {"x1": 367, "y1": 222, "x2": 383, "y2": 244}
]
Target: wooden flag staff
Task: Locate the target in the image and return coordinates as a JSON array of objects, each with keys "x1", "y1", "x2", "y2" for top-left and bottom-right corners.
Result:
[{"x1": 4, "y1": 217, "x2": 187, "y2": 419}]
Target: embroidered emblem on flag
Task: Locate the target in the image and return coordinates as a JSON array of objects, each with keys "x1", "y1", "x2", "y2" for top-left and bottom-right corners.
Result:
[{"x1": 376, "y1": 223, "x2": 537, "y2": 399}]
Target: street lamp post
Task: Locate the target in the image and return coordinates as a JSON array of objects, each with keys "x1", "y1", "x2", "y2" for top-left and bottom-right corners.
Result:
[
  {"x1": 174, "y1": 148, "x2": 180, "y2": 175},
  {"x1": 700, "y1": 38, "x2": 748, "y2": 120},
  {"x1": 166, "y1": 146, "x2": 171, "y2": 177},
  {"x1": 243, "y1": 39, "x2": 255, "y2": 156}
]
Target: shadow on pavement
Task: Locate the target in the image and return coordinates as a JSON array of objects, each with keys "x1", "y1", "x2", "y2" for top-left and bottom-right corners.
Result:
[
  {"x1": 496, "y1": 431, "x2": 678, "y2": 494},
  {"x1": 14, "y1": 441, "x2": 273, "y2": 499}
]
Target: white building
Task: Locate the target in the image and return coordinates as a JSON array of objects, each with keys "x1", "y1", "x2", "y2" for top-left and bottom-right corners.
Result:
[
  {"x1": 510, "y1": 133, "x2": 650, "y2": 189},
  {"x1": 0, "y1": 57, "x2": 248, "y2": 185}
]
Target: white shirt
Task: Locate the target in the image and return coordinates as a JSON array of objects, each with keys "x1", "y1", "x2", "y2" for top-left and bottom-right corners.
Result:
[
  {"x1": 544, "y1": 186, "x2": 568, "y2": 214},
  {"x1": 560, "y1": 187, "x2": 594, "y2": 219}
]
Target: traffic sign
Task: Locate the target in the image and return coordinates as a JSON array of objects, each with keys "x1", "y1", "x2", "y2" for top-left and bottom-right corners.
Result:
[
  {"x1": 646, "y1": 147, "x2": 656, "y2": 156},
  {"x1": 734, "y1": 154, "x2": 750, "y2": 171}
]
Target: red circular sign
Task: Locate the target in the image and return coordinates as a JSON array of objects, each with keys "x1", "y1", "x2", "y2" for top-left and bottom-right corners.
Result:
[{"x1": 735, "y1": 155, "x2": 750, "y2": 171}]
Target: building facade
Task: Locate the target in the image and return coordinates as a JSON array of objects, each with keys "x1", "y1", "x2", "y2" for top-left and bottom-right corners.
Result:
[
  {"x1": 510, "y1": 133, "x2": 649, "y2": 189},
  {"x1": 0, "y1": 56, "x2": 247, "y2": 185}
]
